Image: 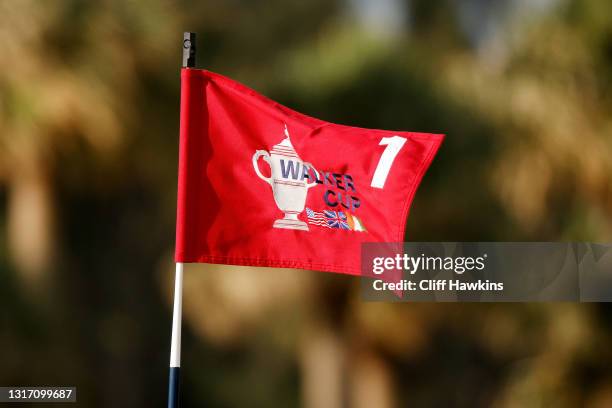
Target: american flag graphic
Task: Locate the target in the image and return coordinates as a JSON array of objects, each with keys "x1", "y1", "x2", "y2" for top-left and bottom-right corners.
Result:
[{"x1": 306, "y1": 207, "x2": 331, "y2": 228}]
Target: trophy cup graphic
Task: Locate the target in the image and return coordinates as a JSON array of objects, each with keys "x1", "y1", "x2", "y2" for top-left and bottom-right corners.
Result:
[{"x1": 252, "y1": 125, "x2": 319, "y2": 231}]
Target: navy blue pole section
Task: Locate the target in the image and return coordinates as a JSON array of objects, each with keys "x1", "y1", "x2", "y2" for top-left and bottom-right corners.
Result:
[{"x1": 168, "y1": 367, "x2": 180, "y2": 408}]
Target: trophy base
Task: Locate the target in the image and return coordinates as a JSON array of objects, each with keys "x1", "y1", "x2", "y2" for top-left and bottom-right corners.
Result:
[{"x1": 273, "y1": 218, "x2": 309, "y2": 231}]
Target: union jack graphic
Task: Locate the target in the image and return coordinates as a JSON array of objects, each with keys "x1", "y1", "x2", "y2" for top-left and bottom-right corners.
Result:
[{"x1": 324, "y1": 210, "x2": 350, "y2": 230}]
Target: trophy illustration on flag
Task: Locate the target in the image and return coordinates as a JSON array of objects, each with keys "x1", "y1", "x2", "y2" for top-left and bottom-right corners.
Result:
[{"x1": 252, "y1": 125, "x2": 319, "y2": 231}]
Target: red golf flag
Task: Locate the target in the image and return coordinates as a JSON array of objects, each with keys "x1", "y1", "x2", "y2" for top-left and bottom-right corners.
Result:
[{"x1": 175, "y1": 68, "x2": 443, "y2": 277}]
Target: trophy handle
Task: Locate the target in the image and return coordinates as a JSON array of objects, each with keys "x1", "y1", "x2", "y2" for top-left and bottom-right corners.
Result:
[
  {"x1": 303, "y1": 162, "x2": 320, "y2": 189},
  {"x1": 252, "y1": 150, "x2": 273, "y2": 185}
]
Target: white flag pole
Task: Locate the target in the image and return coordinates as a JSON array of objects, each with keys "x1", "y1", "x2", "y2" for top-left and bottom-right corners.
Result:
[
  {"x1": 168, "y1": 262, "x2": 183, "y2": 408},
  {"x1": 168, "y1": 31, "x2": 196, "y2": 408}
]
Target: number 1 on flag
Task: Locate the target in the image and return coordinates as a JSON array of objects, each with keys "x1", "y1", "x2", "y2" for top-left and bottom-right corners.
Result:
[{"x1": 370, "y1": 136, "x2": 407, "y2": 189}]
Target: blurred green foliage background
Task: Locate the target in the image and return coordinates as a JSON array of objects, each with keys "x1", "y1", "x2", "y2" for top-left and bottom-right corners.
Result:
[{"x1": 1, "y1": 0, "x2": 612, "y2": 406}]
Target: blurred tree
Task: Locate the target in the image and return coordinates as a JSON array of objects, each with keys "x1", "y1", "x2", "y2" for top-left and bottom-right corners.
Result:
[{"x1": 0, "y1": 0, "x2": 179, "y2": 287}]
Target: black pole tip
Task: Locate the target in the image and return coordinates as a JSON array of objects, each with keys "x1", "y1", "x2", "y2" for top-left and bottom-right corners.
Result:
[{"x1": 182, "y1": 32, "x2": 196, "y2": 68}]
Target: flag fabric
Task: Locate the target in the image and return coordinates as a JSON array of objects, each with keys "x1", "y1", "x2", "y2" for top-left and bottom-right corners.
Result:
[{"x1": 175, "y1": 68, "x2": 444, "y2": 276}]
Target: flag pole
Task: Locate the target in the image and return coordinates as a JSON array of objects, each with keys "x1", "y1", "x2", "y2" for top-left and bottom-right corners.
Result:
[
  {"x1": 168, "y1": 31, "x2": 196, "y2": 408},
  {"x1": 168, "y1": 262, "x2": 183, "y2": 408}
]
